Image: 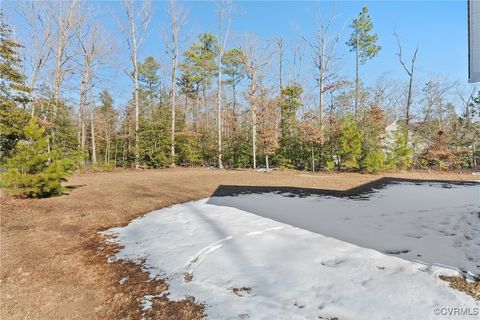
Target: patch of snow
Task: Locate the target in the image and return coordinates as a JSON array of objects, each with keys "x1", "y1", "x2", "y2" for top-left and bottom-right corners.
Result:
[
  {"x1": 141, "y1": 295, "x2": 154, "y2": 311},
  {"x1": 104, "y1": 181, "x2": 479, "y2": 320}
]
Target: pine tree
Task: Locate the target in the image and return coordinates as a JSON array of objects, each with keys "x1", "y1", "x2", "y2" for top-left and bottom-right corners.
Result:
[
  {"x1": 181, "y1": 33, "x2": 218, "y2": 95},
  {"x1": 346, "y1": 6, "x2": 381, "y2": 116},
  {"x1": 136, "y1": 57, "x2": 171, "y2": 168},
  {"x1": 222, "y1": 48, "x2": 246, "y2": 166},
  {"x1": 338, "y1": 116, "x2": 362, "y2": 169},
  {"x1": 97, "y1": 90, "x2": 117, "y2": 164},
  {"x1": 1, "y1": 118, "x2": 77, "y2": 197},
  {"x1": 388, "y1": 126, "x2": 412, "y2": 170},
  {"x1": 179, "y1": 33, "x2": 218, "y2": 158},
  {"x1": 362, "y1": 150, "x2": 385, "y2": 173},
  {"x1": 360, "y1": 105, "x2": 386, "y2": 172},
  {"x1": 0, "y1": 12, "x2": 31, "y2": 161},
  {"x1": 276, "y1": 84, "x2": 303, "y2": 167}
]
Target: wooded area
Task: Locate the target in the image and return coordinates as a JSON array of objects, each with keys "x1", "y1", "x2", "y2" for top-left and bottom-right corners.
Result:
[{"x1": 1, "y1": 1, "x2": 479, "y2": 196}]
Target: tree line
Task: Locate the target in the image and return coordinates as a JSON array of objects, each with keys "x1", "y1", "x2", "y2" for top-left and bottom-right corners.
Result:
[{"x1": 1, "y1": 1, "x2": 479, "y2": 196}]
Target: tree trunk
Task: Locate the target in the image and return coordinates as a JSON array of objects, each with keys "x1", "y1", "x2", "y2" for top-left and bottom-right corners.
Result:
[
  {"x1": 311, "y1": 146, "x2": 315, "y2": 172},
  {"x1": 79, "y1": 66, "x2": 89, "y2": 151},
  {"x1": 183, "y1": 94, "x2": 189, "y2": 129},
  {"x1": 249, "y1": 79, "x2": 257, "y2": 169},
  {"x1": 265, "y1": 154, "x2": 269, "y2": 172},
  {"x1": 473, "y1": 143, "x2": 477, "y2": 167},
  {"x1": 29, "y1": 59, "x2": 42, "y2": 116},
  {"x1": 194, "y1": 94, "x2": 199, "y2": 132},
  {"x1": 203, "y1": 86, "x2": 208, "y2": 133},
  {"x1": 114, "y1": 140, "x2": 118, "y2": 167},
  {"x1": 405, "y1": 70, "x2": 414, "y2": 127},
  {"x1": 278, "y1": 38, "x2": 283, "y2": 92},
  {"x1": 170, "y1": 51, "x2": 178, "y2": 167},
  {"x1": 354, "y1": 32, "x2": 359, "y2": 117},
  {"x1": 89, "y1": 77, "x2": 97, "y2": 164},
  {"x1": 217, "y1": 59, "x2": 223, "y2": 169},
  {"x1": 232, "y1": 82, "x2": 237, "y2": 133},
  {"x1": 132, "y1": 51, "x2": 140, "y2": 169},
  {"x1": 105, "y1": 122, "x2": 111, "y2": 164},
  {"x1": 318, "y1": 45, "x2": 324, "y2": 144},
  {"x1": 52, "y1": 46, "x2": 63, "y2": 121},
  {"x1": 105, "y1": 134, "x2": 108, "y2": 164},
  {"x1": 231, "y1": 81, "x2": 238, "y2": 163}
]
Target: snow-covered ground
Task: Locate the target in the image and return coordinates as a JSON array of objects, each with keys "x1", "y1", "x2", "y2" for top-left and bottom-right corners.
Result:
[{"x1": 104, "y1": 181, "x2": 479, "y2": 320}]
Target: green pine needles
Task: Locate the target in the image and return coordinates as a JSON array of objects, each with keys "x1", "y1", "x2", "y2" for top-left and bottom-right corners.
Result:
[{"x1": 1, "y1": 118, "x2": 77, "y2": 198}]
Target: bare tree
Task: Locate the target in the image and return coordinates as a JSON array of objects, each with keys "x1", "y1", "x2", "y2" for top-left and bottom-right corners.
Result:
[
  {"x1": 302, "y1": 10, "x2": 341, "y2": 142},
  {"x1": 166, "y1": 0, "x2": 188, "y2": 167},
  {"x1": 290, "y1": 42, "x2": 305, "y2": 84},
  {"x1": 394, "y1": 32, "x2": 419, "y2": 127},
  {"x1": 457, "y1": 85, "x2": 479, "y2": 167},
  {"x1": 241, "y1": 35, "x2": 269, "y2": 169},
  {"x1": 274, "y1": 37, "x2": 285, "y2": 147},
  {"x1": 119, "y1": 0, "x2": 152, "y2": 169},
  {"x1": 18, "y1": 2, "x2": 52, "y2": 115},
  {"x1": 421, "y1": 78, "x2": 456, "y2": 140},
  {"x1": 458, "y1": 85, "x2": 478, "y2": 124},
  {"x1": 47, "y1": 0, "x2": 79, "y2": 123},
  {"x1": 372, "y1": 74, "x2": 403, "y2": 122},
  {"x1": 216, "y1": 1, "x2": 232, "y2": 169},
  {"x1": 77, "y1": 50, "x2": 89, "y2": 151},
  {"x1": 88, "y1": 74, "x2": 97, "y2": 164},
  {"x1": 275, "y1": 37, "x2": 284, "y2": 93},
  {"x1": 75, "y1": 15, "x2": 112, "y2": 162}
]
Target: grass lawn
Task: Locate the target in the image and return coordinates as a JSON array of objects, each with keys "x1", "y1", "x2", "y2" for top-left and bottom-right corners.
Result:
[{"x1": 1, "y1": 168, "x2": 477, "y2": 319}]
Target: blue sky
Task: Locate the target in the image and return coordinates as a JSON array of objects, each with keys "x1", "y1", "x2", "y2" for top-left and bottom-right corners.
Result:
[
  {"x1": 183, "y1": 0, "x2": 467, "y2": 83},
  {"x1": 6, "y1": 0, "x2": 469, "y2": 107}
]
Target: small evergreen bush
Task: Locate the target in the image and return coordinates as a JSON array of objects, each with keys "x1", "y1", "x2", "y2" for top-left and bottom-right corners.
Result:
[
  {"x1": 338, "y1": 117, "x2": 362, "y2": 170},
  {"x1": 388, "y1": 128, "x2": 412, "y2": 170},
  {"x1": 362, "y1": 150, "x2": 385, "y2": 174},
  {"x1": 1, "y1": 119, "x2": 77, "y2": 197}
]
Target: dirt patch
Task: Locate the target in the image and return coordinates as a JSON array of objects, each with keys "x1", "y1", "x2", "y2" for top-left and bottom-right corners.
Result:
[
  {"x1": 232, "y1": 287, "x2": 252, "y2": 296},
  {"x1": 440, "y1": 275, "x2": 480, "y2": 300},
  {"x1": 85, "y1": 233, "x2": 204, "y2": 319},
  {"x1": 1, "y1": 168, "x2": 477, "y2": 319}
]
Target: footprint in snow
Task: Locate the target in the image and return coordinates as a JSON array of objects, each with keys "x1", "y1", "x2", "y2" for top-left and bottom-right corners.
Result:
[{"x1": 320, "y1": 258, "x2": 345, "y2": 267}]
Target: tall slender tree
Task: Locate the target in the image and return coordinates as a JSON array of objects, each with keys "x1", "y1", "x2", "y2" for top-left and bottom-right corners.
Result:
[
  {"x1": 97, "y1": 90, "x2": 116, "y2": 164},
  {"x1": 215, "y1": 1, "x2": 232, "y2": 169},
  {"x1": 346, "y1": 6, "x2": 381, "y2": 117},
  {"x1": 180, "y1": 33, "x2": 218, "y2": 135},
  {"x1": 18, "y1": 2, "x2": 52, "y2": 116},
  {"x1": 119, "y1": 0, "x2": 151, "y2": 168},
  {"x1": 47, "y1": 0, "x2": 79, "y2": 124},
  {"x1": 256, "y1": 86, "x2": 277, "y2": 171},
  {"x1": 222, "y1": 48, "x2": 245, "y2": 144},
  {"x1": 241, "y1": 35, "x2": 269, "y2": 169},
  {"x1": 166, "y1": 0, "x2": 187, "y2": 167},
  {"x1": 302, "y1": 9, "x2": 341, "y2": 143}
]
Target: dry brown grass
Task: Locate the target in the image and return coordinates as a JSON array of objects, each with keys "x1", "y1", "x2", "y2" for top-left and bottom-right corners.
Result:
[
  {"x1": 440, "y1": 275, "x2": 480, "y2": 300},
  {"x1": 1, "y1": 168, "x2": 477, "y2": 319}
]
